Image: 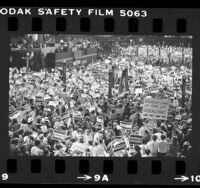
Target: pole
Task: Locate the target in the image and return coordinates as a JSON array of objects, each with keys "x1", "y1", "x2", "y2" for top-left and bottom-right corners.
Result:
[
  {"x1": 181, "y1": 43, "x2": 184, "y2": 65},
  {"x1": 26, "y1": 57, "x2": 29, "y2": 71},
  {"x1": 63, "y1": 63, "x2": 67, "y2": 92},
  {"x1": 108, "y1": 71, "x2": 113, "y2": 98},
  {"x1": 182, "y1": 75, "x2": 186, "y2": 108}
]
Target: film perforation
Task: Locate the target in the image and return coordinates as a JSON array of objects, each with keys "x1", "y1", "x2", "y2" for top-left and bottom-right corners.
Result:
[
  {"x1": 80, "y1": 17, "x2": 90, "y2": 32},
  {"x1": 79, "y1": 160, "x2": 89, "y2": 174},
  {"x1": 32, "y1": 17, "x2": 42, "y2": 31},
  {"x1": 8, "y1": 17, "x2": 18, "y2": 31},
  {"x1": 153, "y1": 18, "x2": 163, "y2": 33},
  {"x1": 103, "y1": 160, "x2": 113, "y2": 174},
  {"x1": 127, "y1": 160, "x2": 138, "y2": 174},
  {"x1": 6, "y1": 159, "x2": 17, "y2": 173},
  {"x1": 31, "y1": 159, "x2": 41, "y2": 173},
  {"x1": 177, "y1": 18, "x2": 187, "y2": 33},
  {"x1": 175, "y1": 161, "x2": 186, "y2": 175},
  {"x1": 151, "y1": 160, "x2": 162, "y2": 175},
  {"x1": 104, "y1": 18, "x2": 115, "y2": 32},
  {"x1": 128, "y1": 18, "x2": 139, "y2": 32},
  {"x1": 56, "y1": 17, "x2": 67, "y2": 32},
  {"x1": 55, "y1": 159, "x2": 65, "y2": 174}
]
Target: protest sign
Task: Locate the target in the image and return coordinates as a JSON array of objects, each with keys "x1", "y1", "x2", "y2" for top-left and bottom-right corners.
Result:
[
  {"x1": 165, "y1": 89, "x2": 174, "y2": 98},
  {"x1": 9, "y1": 110, "x2": 21, "y2": 120},
  {"x1": 119, "y1": 121, "x2": 132, "y2": 130},
  {"x1": 135, "y1": 88, "x2": 143, "y2": 94},
  {"x1": 129, "y1": 134, "x2": 143, "y2": 148},
  {"x1": 36, "y1": 96, "x2": 43, "y2": 103},
  {"x1": 52, "y1": 129, "x2": 66, "y2": 141},
  {"x1": 113, "y1": 141, "x2": 126, "y2": 153},
  {"x1": 141, "y1": 98, "x2": 170, "y2": 120},
  {"x1": 60, "y1": 112, "x2": 70, "y2": 121},
  {"x1": 113, "y1": 136, "x2": 126, "y2": 153},
  {"x1": 73, "y1": 111, "x2": 83, "y2": 121}
]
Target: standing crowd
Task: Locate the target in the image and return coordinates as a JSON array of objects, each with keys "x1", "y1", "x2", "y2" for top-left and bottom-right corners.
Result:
[{"x1": 9, "y1": 36, "x2": 192, "y2": 157}]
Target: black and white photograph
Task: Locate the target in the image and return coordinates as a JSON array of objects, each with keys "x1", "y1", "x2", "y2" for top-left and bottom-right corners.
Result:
[{"x1": 9, "y1": 35, "x2": 192, "y2": 157}]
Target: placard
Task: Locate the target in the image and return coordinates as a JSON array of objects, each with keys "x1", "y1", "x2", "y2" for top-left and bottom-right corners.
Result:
[{"x1": 141, "y1": 98, "x2": 170, "y2": 120}]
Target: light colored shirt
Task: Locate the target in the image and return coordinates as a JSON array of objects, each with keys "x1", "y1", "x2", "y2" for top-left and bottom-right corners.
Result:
[
  {"x1": 146, "y1": 140, "x2": 159, "y2": 156},
  {"x1": 31, "y1": 146, "x2": 42, "y2": 156},
  {"x1": 158, "y1": 140, "x2": 168, "y2": 153}
]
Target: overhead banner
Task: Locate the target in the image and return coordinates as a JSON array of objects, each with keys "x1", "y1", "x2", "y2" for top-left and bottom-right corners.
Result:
[{"x1": 141, "y1": 98, "x2": 170, "y2": 120}]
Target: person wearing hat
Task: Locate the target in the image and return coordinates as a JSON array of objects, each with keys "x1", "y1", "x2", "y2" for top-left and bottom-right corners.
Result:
[
  {"x1": 55, "y1": 40, "x2": 67, "y2": 53},
  {"x1": 30, "y1": 139, "x2": 43, "y2": 156}
]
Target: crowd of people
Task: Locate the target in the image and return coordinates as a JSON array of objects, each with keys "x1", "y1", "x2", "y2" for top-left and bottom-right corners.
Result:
[{"x1": 9, "y1": 36, "x2": 192, "y2": 157}]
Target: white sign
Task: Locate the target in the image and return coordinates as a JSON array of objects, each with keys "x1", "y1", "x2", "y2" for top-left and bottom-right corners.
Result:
[
  {"x1": 141, "y1": 98, "x2": 170, "y2": 120},
  {"x1": 135, "y1": 88, "x2": 143, "y2": 94}
]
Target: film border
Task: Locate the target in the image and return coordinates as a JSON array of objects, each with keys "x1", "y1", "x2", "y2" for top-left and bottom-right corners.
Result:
[{"x1": 0, "y1": 7, "x2": 199, "y2": 185}]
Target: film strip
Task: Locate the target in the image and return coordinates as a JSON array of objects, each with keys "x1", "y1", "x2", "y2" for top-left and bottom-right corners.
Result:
[{"x1": 0, "y1": 5, "x2": 199, "y2": 185}]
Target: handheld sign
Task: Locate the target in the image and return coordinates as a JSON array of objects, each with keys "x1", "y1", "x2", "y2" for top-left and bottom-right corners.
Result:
[
  {"x1": 9, "y1": 110, "x2": 21, "y2": 120},
  {"x1": 36, "y1": 96, "x2": 43, "y2": 103},
  {"x1": 119, "y1": 121, "x2": 132, "y2": 130},
  {"x1": 141, "y1": 98, "x2": 170, "y2": 120},
  {"x1": 112, "y1": 136, "x2": 126, "y2": 154},
  {"x1": 72, "y1": 111, "x2": 83, "y2": 121},
  {"x1": 129, "y1": 134, "x2": 143, "y2": 149},
  {"x1": 52, "y1": 129, "x2": 66, "y2": 141},
  {"x1": 113, "y1": 141, "x2": 126, "y2": 153},
  {"x1": 60, "y1": 112, "x2": 70, "y2": 121},
  {"x1": 165, "y1": 89, "x2": 174, "y2": 98}
]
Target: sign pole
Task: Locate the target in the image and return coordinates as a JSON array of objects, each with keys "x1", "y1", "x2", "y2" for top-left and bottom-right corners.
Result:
[
  {"x1": 63, "y1": 61, "x2": 67, "y2": 92},
  {"x1": 182, "y1": 75, "x2": 186, "y2": 108}
]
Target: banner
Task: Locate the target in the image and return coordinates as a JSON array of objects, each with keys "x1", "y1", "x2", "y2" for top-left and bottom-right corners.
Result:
[
  {"x1": 60, "y1": 112, "x2": 70, "y2": 121},
  {"x1": 165, "y1": 89, "x2": 174, "y2": 98},
  {"x1": 149, "y1": 84, "x2": 159, "y2": 93},
  {"x1": 52, "y1": 129, "x2": 66, "y2": 141},
  {"x1": 36, "y1": 96, "x2": 43, "y2": 103},
  {"x1": 113, "y1": 136, "x2": 126, "y2": 153},
  {"x1": 141, "y1": 98, "x2": 170, "y2": 120},
  {"x1": 119, "y1": 121, "x2": 132, "y2": 130},
  {"x1": 129, "y1": 134, "x2": 143, "y2": 147},
  {"x1": 73, "y1": 111, "x2": 83, "y2": 121},
  {"x1": 9, "y1": 110, "x2": 21, "y2": 120}
]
